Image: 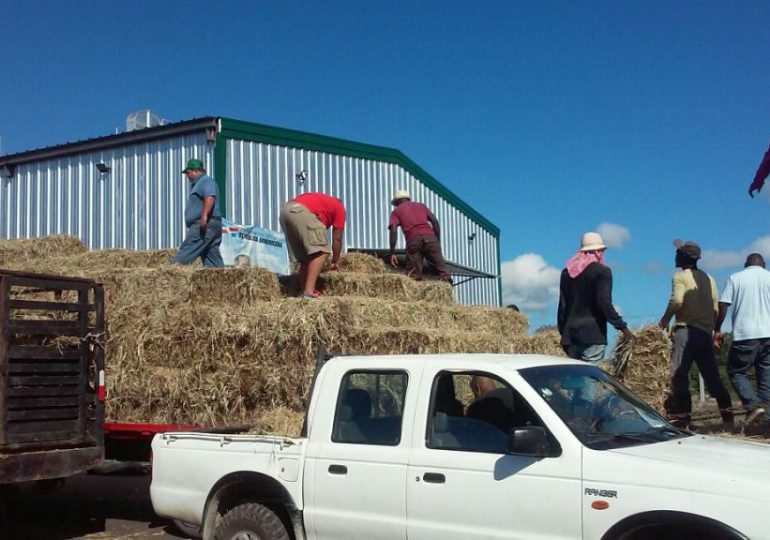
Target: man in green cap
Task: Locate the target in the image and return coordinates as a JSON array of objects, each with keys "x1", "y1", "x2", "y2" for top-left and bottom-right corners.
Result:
[{"x1": 170, "y1": 158, "x2": 224, "y2": 267}]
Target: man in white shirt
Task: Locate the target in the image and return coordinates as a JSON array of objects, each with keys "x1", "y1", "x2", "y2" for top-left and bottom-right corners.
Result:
[{"x1": 715, "y1": 253, "x2": 770, "y2": 426}]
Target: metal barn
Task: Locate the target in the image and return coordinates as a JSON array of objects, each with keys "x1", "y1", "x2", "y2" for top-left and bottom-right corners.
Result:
[{"x1": 0, "y1": 117, "x2": 501, "y2": 305}]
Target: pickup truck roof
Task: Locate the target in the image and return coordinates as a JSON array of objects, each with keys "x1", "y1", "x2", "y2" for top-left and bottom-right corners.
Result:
[{"x1": 324, "y1": 353, "x2": 584, "y2": 371}]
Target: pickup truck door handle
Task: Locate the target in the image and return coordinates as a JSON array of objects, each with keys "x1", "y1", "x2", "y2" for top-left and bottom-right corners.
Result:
[
  {"x1": 422, "y1": 472, "x2": 446, "y2": 484},
  {"x1": 328, "y1": 464, "x2": 348, "y2": 475}
]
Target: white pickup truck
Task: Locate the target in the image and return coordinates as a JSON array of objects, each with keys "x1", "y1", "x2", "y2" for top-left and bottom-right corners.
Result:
[{"x1": 151, "y1": 353, "x2": 770, "y2": 540}]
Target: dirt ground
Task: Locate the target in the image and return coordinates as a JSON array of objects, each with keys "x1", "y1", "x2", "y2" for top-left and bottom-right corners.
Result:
[
  {"x1": 3, "y1": 466, "x2": 188, "y2": 540},
  {"x1": 684, "y1": 397, "x2": 770, "y2": 445}
]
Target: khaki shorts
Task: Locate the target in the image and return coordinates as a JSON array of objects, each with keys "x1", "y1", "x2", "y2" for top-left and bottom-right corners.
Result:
[{"x1": 279, "y1": 202, "x2": 330, "y2": 262}]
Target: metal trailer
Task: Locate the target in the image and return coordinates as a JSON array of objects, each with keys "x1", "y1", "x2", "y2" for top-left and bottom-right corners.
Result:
[
  {"x1": 0, "y1": 270, "x2": 105, "y2": 485},
  {"x1": 0, "y1": 269, "x2": 246, "y2": 538},
  {"x1": 0, "y1": 269, "x2": 245, "y2": 480},
  {"x1": 0, "y1": 117, "x2": 501, "y2": 306}
]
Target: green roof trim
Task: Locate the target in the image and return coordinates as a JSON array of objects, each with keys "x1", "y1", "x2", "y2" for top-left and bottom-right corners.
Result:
[
  {"x1": 214, "y1": 132, "x2": 228, "y2": 218},
  {"x1": 496, "y1": 238, "x2": 503, "y2": 307},
  {"x1": 218, "y1": 117, "x2": 499, "y2": 237}
]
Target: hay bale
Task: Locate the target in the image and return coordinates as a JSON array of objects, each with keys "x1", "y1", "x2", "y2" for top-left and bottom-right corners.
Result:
[
  {"x1": 282, "y1": 272, "x2": 454, "y2": 305},
  {"x1": 0, "y1": 235, "x2": 87, "y2": 267},
  {"x1": 320, "y1": 272, "x2": 411, "y2": 299},
  {"x1": 104, "y1": 298, "x2": 541, "y2": 424},
  {"x1": 515, "y1": 329, "x2": 565, "y2": 356},
  {"x1": 451, "y1": 306, "x2": 527, "y2": 336},
  {"x1": 613, "y1": 325, "x2": 670, "y2": 413},
  {"x1": 189, "y1": 268, "x2": 281, "y2": 304},
  {"x1": 272, "y1": 297, "x2": 528, "y2": 336},
  {"x1": 253, "y1": 408, "x2": 305, "y2": 437},
  {"x1": 337, "y1": 252, "x2": 386, "y2": 274},
  {"x1": 84, "y1": 267, "x2": 194, "y2": 310},
  {"x1": 82, "y1": 266, "x2": 281, "y2": 309},
  {"x1": 68, "y1": 248, "x2": 180, "y2": 269},
  {"x1": 321, "y1": 272, "x2": 453, "y2": 304}
]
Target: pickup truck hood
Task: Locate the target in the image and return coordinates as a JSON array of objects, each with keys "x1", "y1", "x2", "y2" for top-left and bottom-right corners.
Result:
[{"x1": 590, "y1": 434, "x2": 770, "y2": 502}]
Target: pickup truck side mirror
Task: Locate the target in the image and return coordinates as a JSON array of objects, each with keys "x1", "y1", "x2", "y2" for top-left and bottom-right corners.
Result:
[{"x1": 506, "y1": 426, "x2": 549, "y2": 457}]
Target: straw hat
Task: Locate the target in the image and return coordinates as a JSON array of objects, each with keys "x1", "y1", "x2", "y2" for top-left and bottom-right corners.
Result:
[
  {"x1": 391, "y1": 189, "x2": 411, "y2": 205},
  {"x1": 579, "y1": 232, "x2": 606, "y2": 252}
]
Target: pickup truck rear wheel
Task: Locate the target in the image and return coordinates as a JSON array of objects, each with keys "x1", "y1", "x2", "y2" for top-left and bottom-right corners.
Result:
[{"x1": 213, "y1": 503, "x2": 289, "y2": 540}]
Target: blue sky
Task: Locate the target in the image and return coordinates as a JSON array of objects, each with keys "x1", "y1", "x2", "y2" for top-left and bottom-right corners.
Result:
[{"x1": 3, "y1": 1, "x2": 770, "y2": 331}]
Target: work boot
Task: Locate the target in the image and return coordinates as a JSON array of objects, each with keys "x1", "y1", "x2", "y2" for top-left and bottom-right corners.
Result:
[
  {"x1": 665, "y1": 393, "x2": 692, "y2": 429},
  {"x1": 670, "y1": 413, "x2": 691, "y2": 430},
  {"x1": 745, "y1": 407, "x2": 766, "y2": 427},
  {"x1": 720, "y1": 409, "x2": 735, "y2": 428}
]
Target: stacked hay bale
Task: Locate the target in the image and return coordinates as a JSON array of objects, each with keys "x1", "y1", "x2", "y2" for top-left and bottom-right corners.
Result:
[
  {"x1": 612, "y1": 325, "x2": 671, "y2": 414},
  {"x1": 0, "y1": 235, "x2": 558, "y2": 436}
]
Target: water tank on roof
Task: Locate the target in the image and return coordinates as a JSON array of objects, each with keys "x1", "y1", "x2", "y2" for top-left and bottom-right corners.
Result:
[{"x1": 126, "y1": 110, "x2": 165, "y2": 131}]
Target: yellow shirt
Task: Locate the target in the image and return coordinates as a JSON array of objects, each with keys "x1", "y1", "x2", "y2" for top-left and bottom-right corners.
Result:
[{"x1": 669, "y1": 269, "x2": 718, "y2": 333}]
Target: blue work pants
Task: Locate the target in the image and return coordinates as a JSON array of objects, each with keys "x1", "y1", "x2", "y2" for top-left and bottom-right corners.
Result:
[
  {"x1": 171, "y1": 219, "x2": 223, "y2": 268},
  {"x1": 728, "y1": 338, "x2": 770, "y2": 420}
]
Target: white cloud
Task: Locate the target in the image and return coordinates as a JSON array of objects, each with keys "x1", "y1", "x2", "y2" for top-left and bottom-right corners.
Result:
[
  {"x1": 596, "y1": 222, "x2": 631, "y2": 249},
  {"x1": 644, "y1": 261, "x2": 663, "y2": 275},
  {"x1": 700, "y1": 250, "x2": 744, "y2": 270},
  {"x1": 701, "y1": 235, "x2": 770, "y2": 270},
  {"x1": 501, "y1": 253, "x2": 561, "y2": 312}
]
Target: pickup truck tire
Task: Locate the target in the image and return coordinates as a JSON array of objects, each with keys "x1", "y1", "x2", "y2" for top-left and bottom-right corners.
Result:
[{"x1": 213, "y1": 503, "x2": 289, "y2": 540}]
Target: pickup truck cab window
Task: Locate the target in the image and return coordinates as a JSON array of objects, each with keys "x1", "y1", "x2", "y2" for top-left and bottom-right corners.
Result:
[
  {"x1": 332, "y1": 370, "x2": 408, "y2": 445},
  {"x1": 426, "y1": 371, "x2": 549, "y2": 454},
  {"x1": 519, "y1": 364, "x2": 691, "y2": 450}
]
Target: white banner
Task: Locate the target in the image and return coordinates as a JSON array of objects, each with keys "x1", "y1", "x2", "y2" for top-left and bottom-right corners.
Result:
[{"x1": 220, "y1": 218, "x2": 290, "y2": 275}]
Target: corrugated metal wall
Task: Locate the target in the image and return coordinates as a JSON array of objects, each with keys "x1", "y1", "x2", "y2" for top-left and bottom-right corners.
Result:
[
  {"x1": 0, "y1": 130, "x2": 499, "y2": 306},
  {"x1": 0, "y1": 134, "x2": 212, "y2": 250},
  {"x1": 225, "y1": 139, "x2": 500, "y2": 306}
]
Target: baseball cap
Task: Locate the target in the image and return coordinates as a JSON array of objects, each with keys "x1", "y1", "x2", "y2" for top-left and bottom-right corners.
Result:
[
  {"x1": 182, "y1": 158, "x2": 205, "y2": 173},
  {"x1": 673, "y1": 239, "x2": 701, "y2": 259}
]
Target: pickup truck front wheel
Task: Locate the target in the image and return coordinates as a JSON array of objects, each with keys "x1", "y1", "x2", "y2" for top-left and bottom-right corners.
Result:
[{"x1": 213, "y1": 503, "x2": 289, "y2": 540}]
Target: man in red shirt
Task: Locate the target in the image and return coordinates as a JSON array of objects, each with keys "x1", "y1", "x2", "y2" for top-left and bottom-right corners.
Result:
[
  {"x1": 280, "y1": 192, "x2": 346, "y2": 299},
  {"x1": 388, "y1": 190, "x2": 450, "y2": 281}
]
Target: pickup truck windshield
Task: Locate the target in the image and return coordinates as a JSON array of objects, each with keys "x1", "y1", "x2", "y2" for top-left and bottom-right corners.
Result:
[{"x1": 519, "y1": 365, "x2": 690, "y2": 450}]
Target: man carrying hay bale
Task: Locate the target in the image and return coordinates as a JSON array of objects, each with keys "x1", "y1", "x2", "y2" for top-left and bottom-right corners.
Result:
[
  {"x1": 388, "y1": 189, "x2": 451, "y2": 282},
  {"x1": 280, "y1": 192, "x2": 346, "y2": 299},
  {"x1": 715, "y1": 253, "x2": 770, "y2": 427},
  {"x1": 558, "y1": 232, "x2": 634, "y2": 363},
  {"x1": 658, "y1": 239, "x2": 733, "y2": 428},
  {"x1": 170, "y1": 158, "x2": 224, "y2": 268}
]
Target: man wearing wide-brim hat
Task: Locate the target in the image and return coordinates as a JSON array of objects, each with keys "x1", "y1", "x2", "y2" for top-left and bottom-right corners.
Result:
[
  {"x1": 170, "y1": 158, "x2": 224, "y2": 267},
  {"x1": 558, "y1": 232, "x2": 633, "y2": 363},
  {"x1": 658, "y1": 239, "x2": 733, "y2": 428},
  {"x1": 388, "y1": 189, "x2": 450, "y2": 282}
]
